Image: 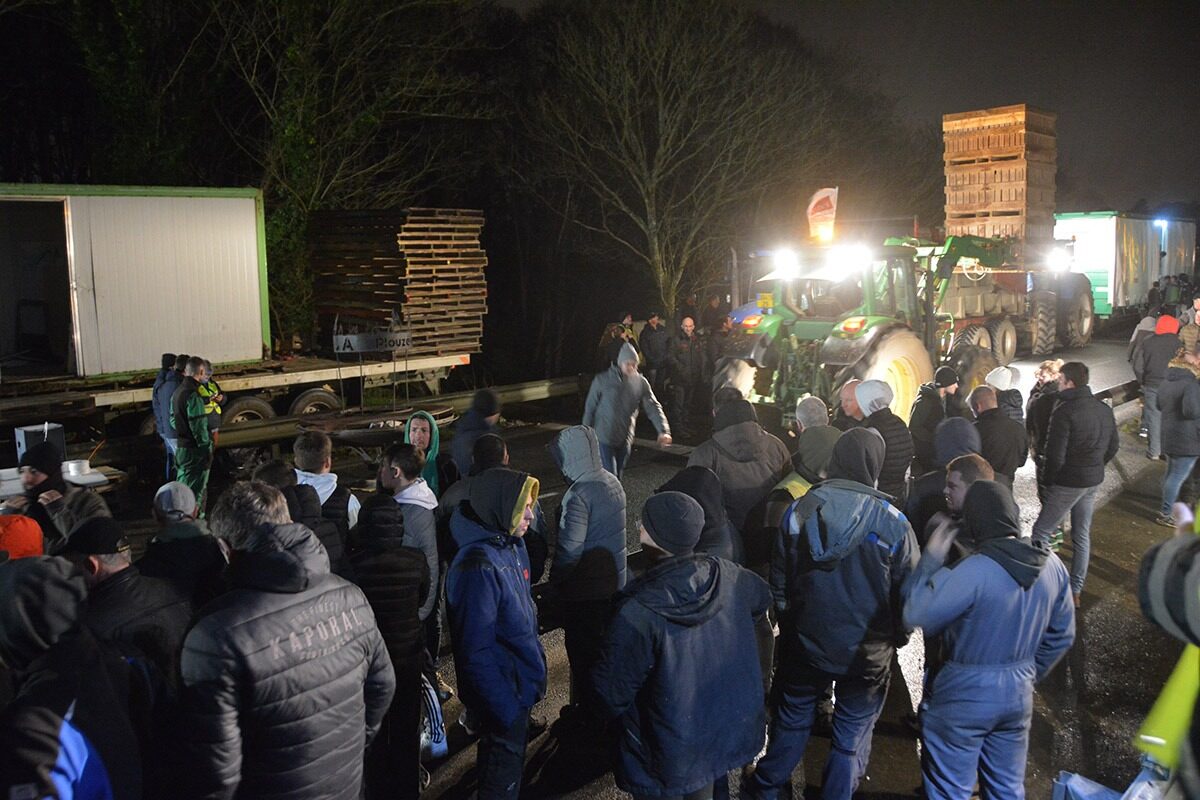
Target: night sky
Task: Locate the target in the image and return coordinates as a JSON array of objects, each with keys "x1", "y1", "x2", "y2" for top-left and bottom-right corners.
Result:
[{"x1": 504, "y1": 1, "x2": 1200, "y2": 213}]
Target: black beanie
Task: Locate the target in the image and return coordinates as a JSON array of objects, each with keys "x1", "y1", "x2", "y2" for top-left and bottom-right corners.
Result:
[
  {"x1": 161, "y1": 352, "x2": 177, "y2": 369},
  {"x1": 641, "y1": 491, "x2": 704, "y2": 555},
  {"x1": 19, "y1": 442, "x2": 63, "y2": 477},
  {"x1": 472, "y1": 389, "x2": 501, "y2": 417},
  {"x1": 713, "y1": 398, "x2": 757, "y2": 432},
  {"x1": 934, "y1": 366, "x2": 959, "y2": 388}
]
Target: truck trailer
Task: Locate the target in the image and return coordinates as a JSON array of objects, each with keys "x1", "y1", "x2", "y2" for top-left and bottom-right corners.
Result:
[
  {"x1": 1053, "y1": 211, "x2": 1196, "y2": 317},
  {"x1": 0, "y1": 184, "x2": 479, "y2": 465}
]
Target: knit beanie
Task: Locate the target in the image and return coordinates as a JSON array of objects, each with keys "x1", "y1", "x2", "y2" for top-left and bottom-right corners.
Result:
[
  {"x1": 19, "y1": 441, "x2": 63, "y2": 477},
  {"x1": 854, "y1": 380, "x2": 894, "y2": 416},
  {"x1": 985, "y1": 366, "x2": 1013, "y2": 391},
  {"x1": 617, "y1": 342, "x2": 639, "y2": 366},
  {"x1": 641, "y1": 491, "x2": 705, "y2": 555},
  {"x1": 0, "y1": 516, "x2": 43, "y2": 560},
  {"x1": 713, "y1": 398, "x2": 757, "y2": 432},
  {"x1": 471, "y1": 389, "x2": 501, "y2": 417},
  {"x1": 1157, "y1": 315, "x2": 1181, "y2": 335},
  {"x1": 934, "y1": 366, "x2": 959, "y2": 388}
]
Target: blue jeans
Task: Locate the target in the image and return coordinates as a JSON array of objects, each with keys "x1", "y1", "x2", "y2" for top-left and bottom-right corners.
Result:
[
  {"x1": 1162, "y1": 455, "x2": 1199, "y2": 515},
  {"x1": 745, "y1": 665, "x2": 890, "y2": 799},
  {"x1": 1032, "y1": 484, "x2": 1099, "y2": 595},
  {"x1": 597, "y1": 442, "x2": 631, "y2": 478},
  {"x1": 161, "y1": 436, "x2": 178, "y2": 481},
  {"x1": 1144, "y1": 386, "x2": 1162, "y2": 457},
  {"x1": 476, "y1": 710, "x2": 530, "y2": 799}
]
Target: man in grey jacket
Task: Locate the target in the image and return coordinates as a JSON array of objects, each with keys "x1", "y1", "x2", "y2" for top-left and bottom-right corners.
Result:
[
  {"x1": 583, "y1": 341, "x2": 671, "y2": 477},
  {"x1": 549, "y1": 425, "x2": 629, "y2": 718}
]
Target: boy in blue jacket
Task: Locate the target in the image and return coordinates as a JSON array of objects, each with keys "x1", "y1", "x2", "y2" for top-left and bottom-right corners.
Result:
[
  {"x1": 447, "y1": 468, "x2": 545, "y2": 799},
  {"x1": 904, "y1": 480, "x2": 1075, "y2": 799}
]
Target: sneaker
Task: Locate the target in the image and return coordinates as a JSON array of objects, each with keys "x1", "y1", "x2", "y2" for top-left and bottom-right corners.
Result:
[
  {"x1": 1049, "y1": 529, "x2": 1065, "y2": 551},
  {"x1": 1155, "y1": 512, "x2": 1177, "y2": 528},
  {"x1": 420, "y1": 728, "x2": 449, "y2": 761},
  {"x1": 420, "y1": 766, "x2": 431, "y2": 791}
]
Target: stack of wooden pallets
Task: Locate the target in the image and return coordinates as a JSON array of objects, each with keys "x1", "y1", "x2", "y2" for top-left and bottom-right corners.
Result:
[
  {"x1": 310, "y1": 208, "x2": 487, "y2": 357},
  {"x1": 943, "y1": 104, "x2": 1057, "y2": 243}
]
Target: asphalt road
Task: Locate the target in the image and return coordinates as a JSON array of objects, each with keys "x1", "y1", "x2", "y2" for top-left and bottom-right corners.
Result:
[{"x1": 423, "y1": 334, "x2": 1171, "y2": 799}]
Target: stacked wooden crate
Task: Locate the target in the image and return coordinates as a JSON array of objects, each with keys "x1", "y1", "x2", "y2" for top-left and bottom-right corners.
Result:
[
  {"x1": 943, "y1": 104, "x2": 1057, "y2": 243},
  {"x1": 310, "y1": 208, "x2": 487, "y2": 357}
]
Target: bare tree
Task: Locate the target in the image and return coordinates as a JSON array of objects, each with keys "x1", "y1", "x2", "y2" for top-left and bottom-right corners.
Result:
[
  {"x1": 210, "y1": 0, "x2": 479, "y2": 342},
  {"x1": 525, "y1": 0, "x2": 831, "y2": 315}
]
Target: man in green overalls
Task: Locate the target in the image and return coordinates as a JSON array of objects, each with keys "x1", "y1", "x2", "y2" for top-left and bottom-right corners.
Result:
[{"x1": 170, "y1": 356, "x2": 213, "y2": 513}]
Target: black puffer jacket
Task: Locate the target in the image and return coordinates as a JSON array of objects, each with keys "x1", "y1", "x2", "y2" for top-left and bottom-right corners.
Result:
[
  {"x1": 909, "y1": 383, "x2": 970, "y2": 473},
  {"x1": 1157, "y1": 367, "x2": 1200, "y2": 457},
  {"x1": 1043, "y1": 386, "x2": 1120, "y2": 488},
  {"x1": 136, "y1": 520, "x2": 228, "y2": 608},
  {"x1": 180, "y1": 523, "x2": 395, "y2": 800},
  {"x1": 349, "y1": 494, "x2": 431, "y2": 663},
  {"x1": 668, "y1": 332, "x2": 708, "y2": 385},
  {"x1": 640, "y1": 323, "x2": 671, "y2": 369},
  {"x1": 864, "y1": 407, "x2": 913, "y2": 500},
  {"x1": 974, "y1": 407, "x2": 1029, "y2": 488},
  {"x1": 1027, "y1": 382, "x2": 1060, "y2": 464},
  {"x1": 85, "y1": 565, "x2": 193, "y2": 686},
  {"x1": 997, "y1": 388, "x2": 1025, "y2": 423},
  {"x1": 1135, "y1": 333, "x2": 1182, "y2": 388},
  {"x1": 282, "y1": 483, "x2": 348, "y2": 575}
]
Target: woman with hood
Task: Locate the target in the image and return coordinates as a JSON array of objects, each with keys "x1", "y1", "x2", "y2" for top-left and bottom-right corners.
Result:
[
  {"x1": 447, "y1": 468, "x2": 545, "y2": 799},
  {"x1": 904, "y1": 481, "x2": 1075, "y2": 799},
  {"x1": 656, "y1": 466, "x2": 741, "y2": 562},
  {"x1": 405, "y1": 410, "x2": 458, "y2": 498}
]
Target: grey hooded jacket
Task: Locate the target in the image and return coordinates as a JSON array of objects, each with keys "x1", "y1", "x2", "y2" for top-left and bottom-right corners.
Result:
[
  {"x1": 583, "y1": 365, "x2": 670, "y2": 449},
  {"x1": 549, "y1": 426, "x2": 629, "y2": 600}
]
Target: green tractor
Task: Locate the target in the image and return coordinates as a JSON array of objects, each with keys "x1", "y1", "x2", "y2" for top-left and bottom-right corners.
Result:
[{"x1": 718, "y1": 235, "x2": 1090, "y2": 430}]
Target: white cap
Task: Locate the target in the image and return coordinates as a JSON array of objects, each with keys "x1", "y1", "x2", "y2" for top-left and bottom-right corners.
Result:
[{"x1": 985, "y1": 366, "x2": 1014, "y2": 391}]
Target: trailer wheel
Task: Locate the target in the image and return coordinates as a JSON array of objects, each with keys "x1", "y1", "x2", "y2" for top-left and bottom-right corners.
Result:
[
  {"x1": 222, "y1": 395, "x2": 277, "y2": 425},
  {"x1": 289, "y1": 388, "x2": 342, "y2": 416},
  {"x1": 1030, "y1": 291, "x2": 1058, "y2": 356},
  {"x1": 949, "y1": 344, "x2": 1001, "y2": 394},
  {"x1": 986, "y1": 317, "x2": 1018, "y2": 365},
  {"x1": 1058, "y1": 275, "x2": 1095, "y2": 348},
  {"x1": 953, "y1": 324, "x2": 992, "y2": 353},
  {"x1": 851, "y1": 329, "x2": 934, "y2": 423}
]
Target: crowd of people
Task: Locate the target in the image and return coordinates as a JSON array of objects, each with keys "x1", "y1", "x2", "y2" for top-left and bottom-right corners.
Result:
[{"x1": 0, "y1": 321, "x2": 1139, "y2": 799}]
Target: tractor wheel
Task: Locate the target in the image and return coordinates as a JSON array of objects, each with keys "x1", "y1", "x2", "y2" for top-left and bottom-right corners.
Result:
[
  {"x1": 850, "y1": 328, "x2": 934, "y2": 423},
  {"x1": 953, "y1": 324, "x2": 992, "y2": 353},
  {"x1": 986, "y1": 317, "x2": 1018, "y2": 365},
  {"x1": 1030, "y1": 291, "x2": 1058, "y2": 356},
  {"x1": 949, "y1": 344, "x2": 1001, "y2": 394},
  {"x1": 1058, "y1": 274, "x2": 1095, "y2": 348}
]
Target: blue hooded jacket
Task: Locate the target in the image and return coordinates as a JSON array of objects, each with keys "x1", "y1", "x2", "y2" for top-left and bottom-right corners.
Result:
[
  {"x1": 446, "y1": 469, "x2": 546, "y2": 730},
  {"x1": 152, "y1": 368, "x2": 181, "y2": 439},
  {"x1": 771, "y1": 429, "x2": 918, "y2": 679},
  {"x1": 593, "y1": 554, "x2": 771, "y2": 798}
]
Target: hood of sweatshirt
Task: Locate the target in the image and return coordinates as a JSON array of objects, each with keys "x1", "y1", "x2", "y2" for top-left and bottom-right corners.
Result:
[
  {"x1": 549, "y1": 425, "x2": 604, "y2": 483},
  {"x1": 623, "y1": 554, "x2": 725, "y2": 627},
  {"x1": 826, "y1": 427, "x2": 885, "y2": 487},
  {"x1": 294, "y1": 468, "x2": 343, "y2": 505},
  {"x1": 962, "y1": 480, "x2": 1048, "y2": 589},
  {"x1": 933, "y1": 417, "x2": 982, "y2": 469},
  {"x1": 394, "y1": 478, "x2": 439, "y2": 510}
]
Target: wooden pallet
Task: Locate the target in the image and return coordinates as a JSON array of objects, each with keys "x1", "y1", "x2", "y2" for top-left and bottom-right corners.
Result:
[{"x1": 310, "y1": 208, "x2": 488, "y2": 357}]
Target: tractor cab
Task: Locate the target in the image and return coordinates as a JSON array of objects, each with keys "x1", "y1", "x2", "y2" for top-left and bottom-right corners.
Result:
[{"x1": 722, "y1": 243, "x2": 934, "y2": 424}]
